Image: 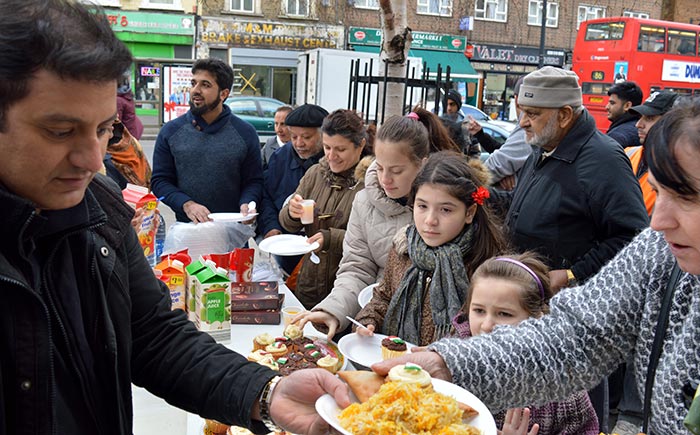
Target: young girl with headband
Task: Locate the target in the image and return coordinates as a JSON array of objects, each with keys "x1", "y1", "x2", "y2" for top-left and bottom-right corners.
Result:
[
  {"x1": 452, "y1": 252, "x2": 599, "y2": 435},
  {"x1": 355, "y1": 150, "x2": 508, "y2": 345}
]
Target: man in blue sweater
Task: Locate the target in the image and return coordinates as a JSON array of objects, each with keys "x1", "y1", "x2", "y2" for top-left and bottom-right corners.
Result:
[{"x1": 152, "y1": 59, "x2": 263, "y2": 223}]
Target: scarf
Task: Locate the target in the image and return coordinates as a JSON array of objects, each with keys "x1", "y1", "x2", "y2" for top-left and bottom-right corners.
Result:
[{"x1": 383, "y1": 224, "x2": 473, "y2": 345}]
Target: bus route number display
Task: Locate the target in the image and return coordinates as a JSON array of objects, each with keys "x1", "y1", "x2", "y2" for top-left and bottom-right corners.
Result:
[{"x1": 591, "y1": 71, "x2": 605, "y2": 81}]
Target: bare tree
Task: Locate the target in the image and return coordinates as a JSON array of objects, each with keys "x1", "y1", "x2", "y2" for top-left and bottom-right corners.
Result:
[{"x1": 378, "y1": 0, "x2": 412, "y2": 120}]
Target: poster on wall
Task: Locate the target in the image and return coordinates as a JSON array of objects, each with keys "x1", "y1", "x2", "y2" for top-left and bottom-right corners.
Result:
[{"x1": 162, "y1": 65, "x2": 193, "y2": 124}]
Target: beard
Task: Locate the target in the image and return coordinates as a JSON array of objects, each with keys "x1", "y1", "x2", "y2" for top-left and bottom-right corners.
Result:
[
  {"x1": 525, "y1": 113, "x2": 560, "y2": 148},
  {"x1": 190, "y1": 95, "x2": 221, "y2": 117}
]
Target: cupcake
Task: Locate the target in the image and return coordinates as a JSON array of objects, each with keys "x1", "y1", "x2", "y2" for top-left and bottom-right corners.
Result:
[
  {"x1": 387, "y1": 363, "x2": 432, "y2": 388},
  {"x1": 304, "y1": 348, "x2": 323, "y2": 363},
  {"x1": 256, "y1": 355, "x2": 279, "y2": 371},
  {"x1": 204, "y1": 419, "x2": 230, "y2": 435},
  {"x1": 316, "y1": 355, "x2": 339, "y2": 374},
  {"x1": 283, "y1": 324, "x2": 303, "y2": 340},
  {"x1": 381, "y1": 336, "x2": 407, "y2": 360},
  {"x1": 253, "y1": 333, "x2": 275, "y2": 351},
  {"x1": 247, "y1": 349, "x2": 271, "y2": 363},
  {"x1": 265, "y1": 341, "x2": 288, "y2": 358}
]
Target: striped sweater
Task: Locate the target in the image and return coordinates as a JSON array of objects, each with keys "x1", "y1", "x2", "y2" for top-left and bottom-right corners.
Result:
[{"x1": 431, "y1": 228, "x2": 700, "y2": 435}]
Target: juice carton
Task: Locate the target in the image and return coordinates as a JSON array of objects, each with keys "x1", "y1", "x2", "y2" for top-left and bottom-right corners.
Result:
[
  {"x1": 155, "y1": 258, "x2": 186, "y2": 311},
  {"x1": 122, "y1": 183, "x2": 159, "y2": 263},
  {"x1": 185, "y1": 258, "x2": 209, "y2": 321},
  {"x1": 193, "y1": 266, "x2": 231, "y2": 335}
]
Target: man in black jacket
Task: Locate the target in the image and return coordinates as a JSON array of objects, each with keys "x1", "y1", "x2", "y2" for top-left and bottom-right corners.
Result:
[
  {"x1": 606, "y1": 81, "x2": 643, "y2": 148},
  {"x1": 0, "y1": 2, "x2": 349, "y2": 435},
  {"x1": 504, "y1": 66, "x2": 649, "y2": 432}
]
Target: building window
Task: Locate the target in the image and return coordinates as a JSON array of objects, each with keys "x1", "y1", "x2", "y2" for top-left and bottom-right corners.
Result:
[
  {"x1": 577, "y1": 5, "x2": 605, "y2": 29},
  {"x1": 527, "y1": 0, "x2": 558, "y2": 27},
  {"x1": 354, "y1": 0, "x2": 379, "y2": 9},
  {"x1": 623, "y1": 10, "x2": 649, "y2": 19},
  {"x1": 87, "y1": 0, "x2": 122, "y2": 6},
  {"x1": 417, "y1": 0, "x2": 452, "y2": 16},
  {"x1": 230, "y1": 0, "x2": 255, "y2": 13},
  {"x1": 285, "y1": 0, "x2": 309, "y2": 16},
  {"x1": 475, "y1": 0, "x2": 507, "y2": 22}
]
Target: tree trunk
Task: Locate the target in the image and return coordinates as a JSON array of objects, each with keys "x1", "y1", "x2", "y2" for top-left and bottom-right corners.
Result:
[{"x1": 378, "y1": 0, "x2": 412, "y2": 122}]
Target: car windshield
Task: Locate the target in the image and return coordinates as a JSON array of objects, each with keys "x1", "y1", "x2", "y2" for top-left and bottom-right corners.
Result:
[{"x1": 461, "y1": 105, "x2": 490, "y2": 121}]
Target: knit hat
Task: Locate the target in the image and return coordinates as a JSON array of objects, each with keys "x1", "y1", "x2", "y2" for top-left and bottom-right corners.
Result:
[
  {"x1": 285, "y1": 104, "x2": 329, "y2": 127},
  {"x1": 446, "y1": 89, "x2": 462, "y2": 106},
  {"x1": 628, "y1": 90, "x2": 678, "y2": 117},
  {"x1": 518, "y1": 66, "x2": 582, "y2": 108}
]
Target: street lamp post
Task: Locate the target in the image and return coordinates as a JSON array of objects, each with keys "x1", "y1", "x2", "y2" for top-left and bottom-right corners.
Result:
[{"x1": 538, "y1": 0, "x2": 547, "y2": 68}]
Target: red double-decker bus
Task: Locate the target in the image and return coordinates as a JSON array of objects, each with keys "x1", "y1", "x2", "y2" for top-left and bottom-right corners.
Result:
[{"x1": 572, "y1": 17, "x2": 700, "y2": 131}]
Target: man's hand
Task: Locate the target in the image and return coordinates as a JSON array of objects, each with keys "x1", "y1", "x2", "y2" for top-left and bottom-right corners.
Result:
[
  {"x1": 464, "y1": 115, "x2": 483, "y2": 136},
  {"x1": 183, "y1": 200, "x2": 212, "y2": 224},
  {"x1": 264, "y1": 229, "x2": 282, "y2": 239},
  {"x1": 269, "y1": 369, "x2": 351, "y2": 435},
  {"x1": 498, "y1": 174, "x2": 517, "y2": 191},
  {"x1": 288, "y1": 194, "x2": 304, "y2": 219},
  {"x1": 239, "y1": 202, "x2": 257, "y2": 224},
  {"x1": 307, "y1": 232, "x2": 324, "y2": 251},
  {"x1": 371, "y1": 349, "x2": 452, "y2": 382},
  {"x1": 548, "y1": 269, "x2": 569, "y2": 293}
]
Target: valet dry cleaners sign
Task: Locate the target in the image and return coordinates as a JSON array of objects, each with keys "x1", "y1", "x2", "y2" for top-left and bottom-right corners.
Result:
[{"x1": 349, "y1": 27, "x2": 466, "y2": 52}]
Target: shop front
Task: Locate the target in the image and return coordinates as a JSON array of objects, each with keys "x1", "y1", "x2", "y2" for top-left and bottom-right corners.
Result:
[
  {"x1": 467, "y1": 43, "x2": 566, "y2": 120},
  {"x1": 348, "y1": 27, "x2": 480, "y2": 106},
  {"x1": 105, "y1": 10, "x2": 196, "y2": 117},
  {"x1": 198, "y1": 19, "x2": 344, "y2": 105}
]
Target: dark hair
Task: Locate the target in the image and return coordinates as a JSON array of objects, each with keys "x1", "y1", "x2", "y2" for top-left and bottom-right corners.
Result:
[
  {"x1": 607, "y1": 81, "x2": 643, "y2": 106},
  {"x1": 192, "y1": 58, "x2": 234, "y2": 92},
  {"x1": 466, "y1": 252, "x2": 553, "y2": 317},
  {"x1": 646, "y1": 98, "x2": 700, "y2": 197},
  {"x1": 412, "y1": 106, "x2": 462, "y2": 153},
  {"x1": 275, "y1": 105, "x2": 294, "y2": 115},
  {"x1": 410, "y1": 151, "x2": 508, "y2": 276},
  {"x1": 375, "y1": 115, "x2": 430, "y2": 164},
  {"x1": 322, "y1": 109, "x2": 368, "y2": 149},
  {"x1": 0, "y1": 0, "x2": 133, "y2": 131}
]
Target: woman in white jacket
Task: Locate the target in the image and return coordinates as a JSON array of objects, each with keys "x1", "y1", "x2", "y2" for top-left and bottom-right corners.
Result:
[{"x1": 295, "y1": 110, "x2": 460, "y2": 339}]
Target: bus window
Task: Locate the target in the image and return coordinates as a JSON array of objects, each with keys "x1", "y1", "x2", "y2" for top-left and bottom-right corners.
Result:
[
  {"x1": 669, "y1": 29, "x2": 697, "y2": 56},
  {"x1": 665, "y1": 87, "x2": 694, "y2": 96},
  {"x1": 582, "y1": 82, "x2": 612, "y2": 95},
  {"x1": 585, "y1": 21, "x2": 625, "y2": 40},
  {"x1": 639, "y1": 26, "x2": 666, "y2": 52}
]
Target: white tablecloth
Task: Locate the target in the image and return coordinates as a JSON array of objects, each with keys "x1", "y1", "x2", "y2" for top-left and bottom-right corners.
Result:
[{"x1": 132, "y1": 283, "x2": 322, "y2": 435}]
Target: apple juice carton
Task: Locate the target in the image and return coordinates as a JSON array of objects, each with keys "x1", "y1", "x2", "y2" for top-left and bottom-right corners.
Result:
[
  {"x1": 121, "y1": 183, "x2": 159, "y2": 264},
  {"x1": 193, "y1": 266, "x2": 231, "y2": 339},
  {"x1": 185, "y1": 258, "x2": 210, "y2": 321},
  {"x1": 155, "y1": 258, "x2": 186, "y2": 311}
]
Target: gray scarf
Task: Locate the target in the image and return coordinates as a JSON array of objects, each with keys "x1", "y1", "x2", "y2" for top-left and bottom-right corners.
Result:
[{"x1": 383, "y1": 224, "x2": 473, "y2": 345}]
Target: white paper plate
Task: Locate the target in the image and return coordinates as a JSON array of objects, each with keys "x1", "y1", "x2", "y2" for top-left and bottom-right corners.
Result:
[
  {"x1": 337, "y1": 333, "x2": 416, "y2": 369},
  {"x1": 207, "y1": 212, "x2": 258, "y2": 222},
  {"x1": 315, "y1": 378, "x2": 497, "y2": 435},
  {"x1": 258, "y1": 234, "x2": 320, "y2": 256},
  {"x1": 357, "y1": 283, "x2": 377, "y2": 308}
]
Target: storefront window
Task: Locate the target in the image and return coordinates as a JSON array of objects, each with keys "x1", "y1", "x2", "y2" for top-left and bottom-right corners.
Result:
[
  {"x1": 232, "y1": 65, "x2": 295, "y2": 104},
  {"x1": 135, "y1": 62, "x2": 162, "y2": 110}
]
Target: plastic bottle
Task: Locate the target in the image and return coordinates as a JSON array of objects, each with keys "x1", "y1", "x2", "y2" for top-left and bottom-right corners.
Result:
[{"x1": 154, "y1": 211, "x2": 166, "y2": 265}]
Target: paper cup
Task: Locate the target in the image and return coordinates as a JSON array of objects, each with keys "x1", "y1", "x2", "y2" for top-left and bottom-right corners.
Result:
[
  {"x1": 282, "y1": 306, "x2": 304, "y2": 326},
  {"x1": 300, "y1": 199, "x2": 315, "y2": 224}
]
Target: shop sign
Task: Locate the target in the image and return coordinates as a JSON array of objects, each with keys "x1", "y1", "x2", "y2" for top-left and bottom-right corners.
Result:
[
  {"x1": 349, "y1": 27, "x2": 466, "y2": 52},
  {"x1": 200, "y1": 19, "x2": 343, "y2": 50},
  {"x1": 140, "y1": 66, "x2": 161, "y2": 77},
  {"x1": 470, "y1": 43, "x2": 565, "y2": 67},
  {"x1": 105, "y1": 11, "x2": 195, "y2": 36}
]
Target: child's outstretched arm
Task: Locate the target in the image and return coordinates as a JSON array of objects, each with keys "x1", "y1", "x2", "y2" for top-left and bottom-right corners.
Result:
[{"x1": 498, "y1": 408, "x2": 539, "y2": 435}]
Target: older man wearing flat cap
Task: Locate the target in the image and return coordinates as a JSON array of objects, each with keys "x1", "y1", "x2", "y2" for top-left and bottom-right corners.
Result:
[
  {"x1": 260, "y1": 104, "x2": 328, "y2": 270},
  {"x1": 503, "y1": 66, "x2": 648, "y2": 430}
]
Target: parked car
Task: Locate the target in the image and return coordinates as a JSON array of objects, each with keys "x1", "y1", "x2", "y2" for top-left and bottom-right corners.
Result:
[
  {"x1": 459, "y1": 104, "x2": 517, "y2": 133},
  {"x1": 224, "y1": 96, "x2": 285, "y2": 142}
]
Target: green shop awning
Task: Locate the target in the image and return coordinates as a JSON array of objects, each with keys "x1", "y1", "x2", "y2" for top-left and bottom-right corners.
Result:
[{"x1": 351, "y1": 45, "x2": 479, "y2": 79}]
